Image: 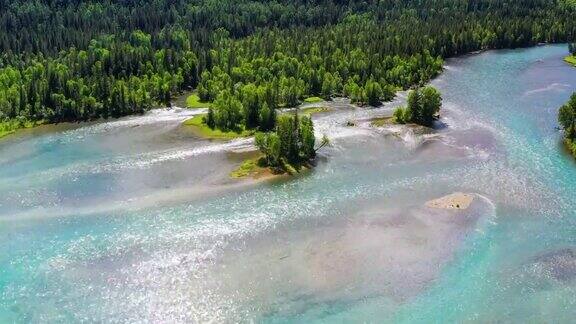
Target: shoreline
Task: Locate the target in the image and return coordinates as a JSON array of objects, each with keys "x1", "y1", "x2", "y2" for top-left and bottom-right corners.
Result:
[
  {"x1": 564, "y1": 138, "x2": 576, "y2": 159},
  {"x1": 0, "y1": 120, "x2": 45, "y2": 140},
  {"x1": 1, "y1": 43, "x2": 570, "y2": 142},
  {"x1": 228, "y1": 151, "x2": 313, "y2": 181}
]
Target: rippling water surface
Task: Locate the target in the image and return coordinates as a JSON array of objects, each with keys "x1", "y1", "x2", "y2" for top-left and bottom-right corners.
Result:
[{"x1": 1, "y1": 45, "x2": 576, "y2": 322}]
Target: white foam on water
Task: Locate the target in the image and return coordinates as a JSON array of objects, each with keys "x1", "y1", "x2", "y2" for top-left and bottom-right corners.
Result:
[
  {"x1": 523, "y1": 83, "x2": 570, "y2": 96},
  {"x1": 88, "y1": 137, "x2": 254, "y2": 172},
  {"x1": 59, "y1": 107, "x2": 206, "y2": 142}
]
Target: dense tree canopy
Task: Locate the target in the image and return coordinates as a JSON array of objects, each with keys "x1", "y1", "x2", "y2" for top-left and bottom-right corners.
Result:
[
  {"x1": 559, "y1": 92, "x2": 576, "y2": 157},
  {"x1": 0, "y1": 0, "x2": 575, "y2": 131},
  {"x1": 394, "y1": 86, "x2": 442, "y2": 126},
  {"x1": 559, "y1": 93, "x2": 576, "y2": 139},
  {"x1": 255, "y1": 112, "x2": 319, "y2": 172}
]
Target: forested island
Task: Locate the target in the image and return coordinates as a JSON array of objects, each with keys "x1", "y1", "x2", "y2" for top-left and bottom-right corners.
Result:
[{"x1": 394, "y1": 86, "x2": 442, "y2": 126}]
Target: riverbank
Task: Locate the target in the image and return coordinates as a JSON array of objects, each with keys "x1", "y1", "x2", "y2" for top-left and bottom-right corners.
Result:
[
  {"x1": 0, "y1": 120, "x2": 45, "y2": 139},
  {"x1": 565, "y1": 138, "x2": 576, "y2": 157}
]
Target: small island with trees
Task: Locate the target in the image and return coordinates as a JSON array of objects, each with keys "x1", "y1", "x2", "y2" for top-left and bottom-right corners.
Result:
[{"x1": 394, "y1": 86, "x2": 442, "y2": 126}]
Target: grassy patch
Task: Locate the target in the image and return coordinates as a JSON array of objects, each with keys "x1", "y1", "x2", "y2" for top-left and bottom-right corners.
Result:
[
  {"x1": 289, "y1": 106, "x2": 330, "y2": 117},
  {"x1": 183, "y1": 114, "x2": 253, "y2": 139},
  {"x1": 0, "y1": 120, "x2": 44, "y2": 139},
  {"x1": 370, "y1": 116, "x2": 394, "y2": 127},
  {"x1": 186, "y1": 93, "x2": 212, "y2": 109},
  {"x1": 230, "y1": 156, "x2": 311, "y2": 179},
  {"x1": 564, "y1": 55, "x2": 576, "y2": 67},
  {"x1": 0, "y1": 130, "x2": 15, "y2": 138},
  {"x1": 304, "y1": 96, "x2": 323, "y2": 103},
  {"x1": 230, "y1": 157, "x2": 262, "y2": 178}
]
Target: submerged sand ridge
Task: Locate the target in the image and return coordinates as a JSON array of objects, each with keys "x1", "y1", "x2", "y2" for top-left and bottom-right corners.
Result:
[{"x1": 193, "y1": 193, "x2": 494, "y2": 320}]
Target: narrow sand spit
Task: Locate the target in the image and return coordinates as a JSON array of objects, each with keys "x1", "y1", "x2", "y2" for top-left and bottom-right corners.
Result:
[{"x1": 426, "y1": 192, "x2": 474, "y2": 210}]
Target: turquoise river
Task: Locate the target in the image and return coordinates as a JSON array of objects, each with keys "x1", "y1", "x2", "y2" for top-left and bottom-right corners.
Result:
[{"x1": 1, "y1": 45, "x2": 576, "y2": 322}]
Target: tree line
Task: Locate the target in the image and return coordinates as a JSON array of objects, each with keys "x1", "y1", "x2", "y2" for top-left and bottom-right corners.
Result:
[
  {"x1": 1, "y1": 0, "x2": 576, "y2": 130},
  {"x1": 0, "y1": 31, "x2": 199, "y2": 122}
]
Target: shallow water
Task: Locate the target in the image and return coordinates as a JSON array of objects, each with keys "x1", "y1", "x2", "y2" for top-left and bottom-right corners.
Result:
[{"x1": 1, "y1": 45, "x2": 576, "y2": 323}]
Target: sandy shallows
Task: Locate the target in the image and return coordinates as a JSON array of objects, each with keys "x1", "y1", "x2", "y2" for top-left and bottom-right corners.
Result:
[{"x1": 182, "y1": 194, "x2": 494, "y2": 321}]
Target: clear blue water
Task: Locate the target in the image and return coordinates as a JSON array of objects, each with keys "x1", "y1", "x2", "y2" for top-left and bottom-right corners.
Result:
[{"x1": 1, "y1": 45, "x2": 575, "y2": 322}]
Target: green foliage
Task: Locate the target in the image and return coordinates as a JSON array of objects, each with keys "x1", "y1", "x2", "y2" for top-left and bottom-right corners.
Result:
[
  {"x1": 186, "y1": 94, "x2": 211, "y2": 109},
  {"x1": 212, "y1": 90, "x2": 244, "y2": 131},
  {"x1": 365, "y1": 79, "x2": 383, "y2": 106},
  {"x1": 0, "y1": 119, "x2": 44, "y2": 139},
  {"x1": 401, "y1": 86, "x2": 442, "y2": 126},
  {"x1": 299, "y1": 107, "x2": 330, "y2": 116},
  {"x1": 304, "y1": 97, "x2": 323, "y2": 103},
  {"x1": 205, "y1": 108, "x2": 216, "y2": 129},
  {"x1": 183, "y1": 114, "x2": 252, "y2": 140},
  {"x1": 420, "y1": 87, "x2": 443, "y2": 124},
  {"x1": 393, "y1": 107, "x2": 410, "y2": 124},
  {"x1": 559, "y1": 93, "x2": 576, "y2": 141},
  {"x1": 561, "y1": 0, "x2": 576, "y2": 9},
  {"x1": 565, "y1": 55, "x2": 576, "y2": 67},
  {"x1": 566, "y1": 138, "x2": 576, "y2": 157},
  {"x1": 255, "y1": 113, "x2": 319, "y2": 172},
  {"x1": 558, "y1": 92, "x2": 576, "y2": 159},
  {"x1": 0, "y1": 32, "x2": 198, "y2": 122},
  {"x1": 255, "y1": 132, "x2": 281, "y2": 167},
  {"x1": 299, "y1": 117, "x2": 316, "y2": 159},
  {"x1": 276, "y1": 114, "x2": 300, "y2": 163},
  {"x1": 0, "y1": 0, "x2": 574, "y2": 129},
  {"x1": 258, "y1": 102, "x2": 276, "y2": 132},
  {"x1": 240, "y1": 83, "x2": 261, "y2": 129},
  {"x1": 229, "y1": 158, "x2": 262, "y2": 178}
]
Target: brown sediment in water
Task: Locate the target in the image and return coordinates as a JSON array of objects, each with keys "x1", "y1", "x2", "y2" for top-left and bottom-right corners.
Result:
[{"x1": 426, "y1": 192, "x2": 474, "y2": 210}]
